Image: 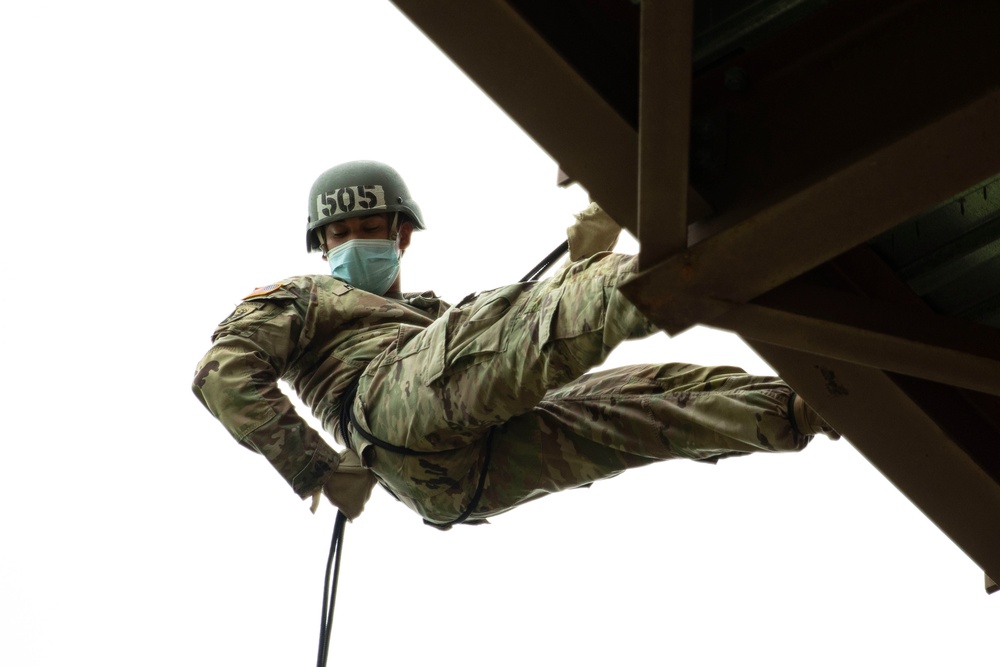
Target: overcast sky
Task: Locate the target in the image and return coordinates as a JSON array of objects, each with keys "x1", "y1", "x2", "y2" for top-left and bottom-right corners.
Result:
[{"x1": 2, "y1": 1, "x2": 998, "y2": 665}]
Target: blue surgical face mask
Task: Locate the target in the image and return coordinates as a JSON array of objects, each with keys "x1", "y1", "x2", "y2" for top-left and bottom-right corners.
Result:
[{"x1": 327, "y1": 238, "x2": 400, "y2": 295}]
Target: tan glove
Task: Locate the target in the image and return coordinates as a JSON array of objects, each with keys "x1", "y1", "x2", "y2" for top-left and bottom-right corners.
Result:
[
  {"x1": 309, "y1": 449, "x2": 378, "y2": 520},
  {"x1": 566, "y1": 202, "x2": 622, "y2": 261}
]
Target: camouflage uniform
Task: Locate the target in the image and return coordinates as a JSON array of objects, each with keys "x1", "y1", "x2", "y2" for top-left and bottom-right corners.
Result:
[{"x1": 193, "y1": 252, "x2": 809, "y2": 527}]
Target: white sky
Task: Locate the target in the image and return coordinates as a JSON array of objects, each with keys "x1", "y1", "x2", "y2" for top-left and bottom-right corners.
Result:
[{"x1": 2, "y1": 1, "x2": 997, "y2": 665}]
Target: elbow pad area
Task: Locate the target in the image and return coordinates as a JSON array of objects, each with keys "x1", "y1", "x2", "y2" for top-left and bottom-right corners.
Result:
[{"x1": 193, "y1": 342, "x2": 279, "y2": 444}]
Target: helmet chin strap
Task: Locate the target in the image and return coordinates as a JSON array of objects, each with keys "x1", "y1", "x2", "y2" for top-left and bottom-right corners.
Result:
[
  {"x1": 317, "y1": 230, "x2": 329, "y2": 260},
  {"x1": 388, "y1": 211, "x2": 400, "y2": 241}
]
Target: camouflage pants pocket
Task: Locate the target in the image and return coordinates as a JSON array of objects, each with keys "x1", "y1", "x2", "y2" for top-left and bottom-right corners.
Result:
[{"x1": 442, "y1": 283, "x2": 528, "y2": 375}]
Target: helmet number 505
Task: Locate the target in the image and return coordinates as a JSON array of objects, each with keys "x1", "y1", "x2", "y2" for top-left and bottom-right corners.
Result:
[{"x1": 318, "y1": 184, "x2": 386, "y2": 218}]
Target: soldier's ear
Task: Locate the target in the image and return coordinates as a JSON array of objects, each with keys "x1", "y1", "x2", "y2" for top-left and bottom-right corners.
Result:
[{"x1": 397, "y1": 221, "x2": 413, "y2": 253}]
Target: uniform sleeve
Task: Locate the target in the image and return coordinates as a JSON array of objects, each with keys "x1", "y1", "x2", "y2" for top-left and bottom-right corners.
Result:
[{"x1": 191, "y1": 295, "x2": 341, "y2": 500}]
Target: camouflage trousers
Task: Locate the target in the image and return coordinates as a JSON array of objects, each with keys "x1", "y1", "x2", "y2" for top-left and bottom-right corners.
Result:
[{"x1": 350, "y1": 252, "x2": 808, "y2": 525}]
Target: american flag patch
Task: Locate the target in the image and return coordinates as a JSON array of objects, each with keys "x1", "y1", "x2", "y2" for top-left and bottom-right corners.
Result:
[{"x1": 243, "y1": 283, "x2": 284, "y2": 299}]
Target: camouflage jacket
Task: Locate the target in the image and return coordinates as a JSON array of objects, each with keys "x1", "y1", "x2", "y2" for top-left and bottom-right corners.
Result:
[{"x1": 192, "y1": 275, "x2": 449, "y2": 511}]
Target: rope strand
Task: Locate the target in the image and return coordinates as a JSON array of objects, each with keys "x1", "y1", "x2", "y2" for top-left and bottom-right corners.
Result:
[{"x1": 317, "y1": 511, "x2": 347, "y2": 667}]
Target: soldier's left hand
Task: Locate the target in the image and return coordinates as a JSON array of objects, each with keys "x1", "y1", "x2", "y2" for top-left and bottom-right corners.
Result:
[{"x1": 315, "y1": 450, "x2": 378, "y2": 520}]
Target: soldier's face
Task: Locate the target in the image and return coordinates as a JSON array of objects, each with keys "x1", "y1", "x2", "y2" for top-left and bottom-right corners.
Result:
[{"x1": 320, "y1": 214, "x2": 412, "y2": 259}]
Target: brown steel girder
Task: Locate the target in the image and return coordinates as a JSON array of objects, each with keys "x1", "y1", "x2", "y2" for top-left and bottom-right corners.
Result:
[
  {"x1": 619, "y1": 86, "x2": 1000, "y2": 334},
  {"x1": 387, "y1": 0, "x2": 1000, "y2": 591},
  {"x1": 709, "y1": 280, "x2": 1000, "y2": 398},
  {"x1": 638, "y1": 0, "x2": 694, "y2": 269}
]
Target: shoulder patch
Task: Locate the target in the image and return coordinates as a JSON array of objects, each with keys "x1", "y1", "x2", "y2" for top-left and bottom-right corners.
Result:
[{"x1": 243, "y1": 283, "x2": 284, "y2": 300}]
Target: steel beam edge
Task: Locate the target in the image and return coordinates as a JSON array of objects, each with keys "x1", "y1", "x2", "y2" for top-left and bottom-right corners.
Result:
[{"x1": 709, "y1": 282, "x2": 1000, "y2": 397}]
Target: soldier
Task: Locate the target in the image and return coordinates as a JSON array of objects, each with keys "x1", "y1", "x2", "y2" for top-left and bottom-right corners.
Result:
[{"x1": 192, "y1": 160, "x2": 837, "y2": 529}]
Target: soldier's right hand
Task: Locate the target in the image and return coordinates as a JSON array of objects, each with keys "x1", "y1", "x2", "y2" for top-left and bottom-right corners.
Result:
[{"x1": 566, "y1": 202, "x2": 621, "y2": 261}]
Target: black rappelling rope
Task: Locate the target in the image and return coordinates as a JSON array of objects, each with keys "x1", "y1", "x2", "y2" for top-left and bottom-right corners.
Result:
[
  {"x1": 316, "y1": 510, "x2": 347, "y2": 667},
  {"x1": 520, "y1": 240, "x2": 569, "y2": 283}
]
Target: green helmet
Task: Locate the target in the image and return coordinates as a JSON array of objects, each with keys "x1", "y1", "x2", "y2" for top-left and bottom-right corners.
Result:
[{"x1": 306, "y1": 160, "x2": 424, "y2": 252}]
